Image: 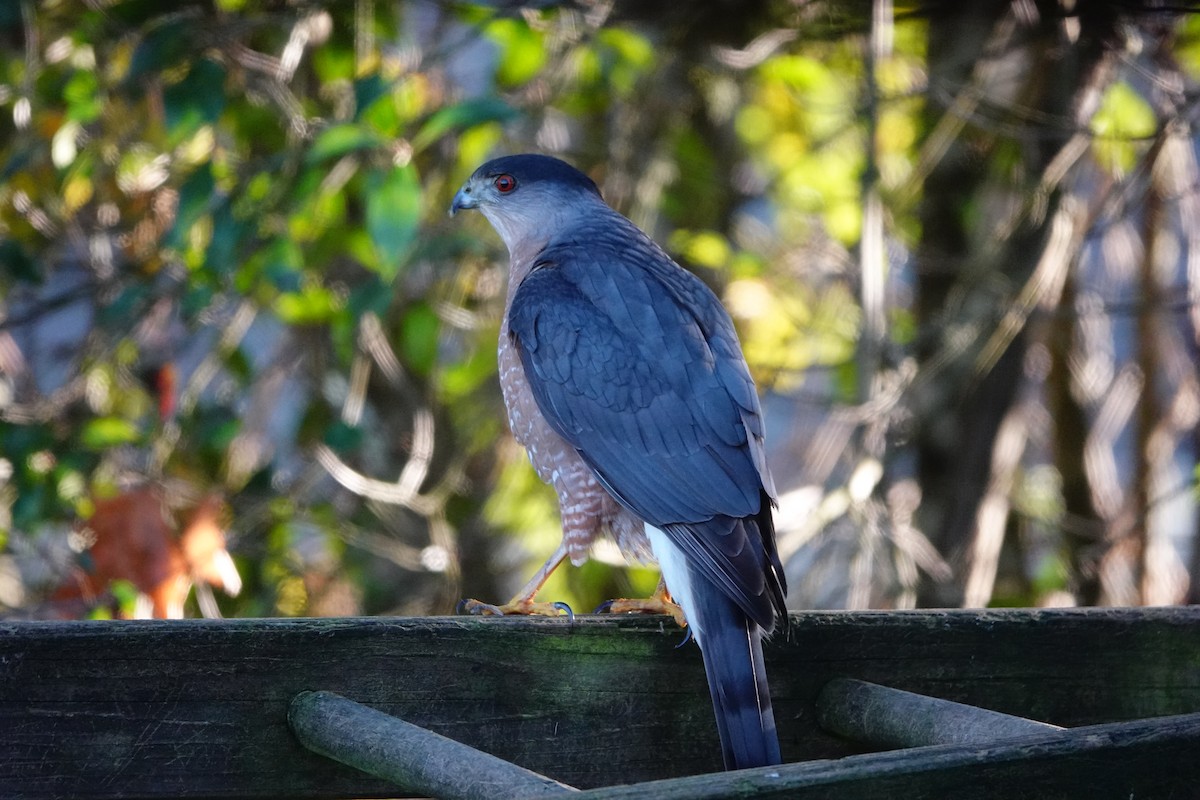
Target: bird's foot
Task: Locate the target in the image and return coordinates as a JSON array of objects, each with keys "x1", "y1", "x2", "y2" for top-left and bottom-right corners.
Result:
[
  {"x1": 457, "y1": 598, "x2": 574, "y2": 620},
  {"x1": 595, "y1": 596, "x2": 687, "y2": 629}
]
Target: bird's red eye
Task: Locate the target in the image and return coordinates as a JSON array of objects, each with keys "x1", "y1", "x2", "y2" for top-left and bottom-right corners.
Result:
[{"x1": 493, "y1": 174, "x2": 517, "y2": 194}]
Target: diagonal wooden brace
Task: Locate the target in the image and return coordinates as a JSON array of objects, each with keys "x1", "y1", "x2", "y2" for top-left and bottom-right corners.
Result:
[
  {"x1": 816, "y1": 677, "x2": 1064, "y2": 747},
  {"x1": 288, "y1": 691, "x2": 578, "y2": 800}
]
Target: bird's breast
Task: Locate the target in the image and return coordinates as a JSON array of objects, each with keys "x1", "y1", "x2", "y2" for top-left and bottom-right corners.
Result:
[{"x1": 497, "y1": 320, "x2": 652, "y2": 564}]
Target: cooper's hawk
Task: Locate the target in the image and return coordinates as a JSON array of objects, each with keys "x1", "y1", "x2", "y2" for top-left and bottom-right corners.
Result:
[{"x1": 451, "y1": 154, "x2": 786, "y2": 770}]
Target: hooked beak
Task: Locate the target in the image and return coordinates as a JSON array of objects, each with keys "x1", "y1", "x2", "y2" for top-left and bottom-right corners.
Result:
[{"x1": 449, "y1": 184, "x2": 478, "y2": 217}]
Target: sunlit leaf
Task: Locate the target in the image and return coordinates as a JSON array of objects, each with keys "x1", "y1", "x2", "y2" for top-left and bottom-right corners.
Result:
[
  {"x1": 458, "y1": 123, "x2": 504, "y2": 171},
  {"x1": 288, "y1": 168, "x2": 347, "y2": 242},
  {"x1": 63, "y1": 70, "x2": 101, "y2": 123},
  {"x1": 63, "y1": 173, "x2": 93, "y2": 212},
  {"x1": 669, "y1": 230, "x2": 731, "y2": 269},
  {"x1": 596, "y1": 28, "x2": 655, "y2": 95},
  {"x1": 80, "y1": 417, "x2": 141, "y2": 450},
  {"x1": 1175, "y1": 15, "x2": 1200, "y2": 81},
  {"x1": 274, "y1": 283, "x2": 342, "y2": 325},
  {"x1": 440, "y1": 341, "x2": 498, "y2": 400},
  {"x1": 486, "y1": 18, "x2": 546, "y2": 87},
  {"x1": 1091, "y1": 81, "x2": 1156, "y2": 176},
  {"x1": 313, "y1": 42, "x2": 354, "y2": 82},
  {"x1": 106, "y1": 578, "x2": 139, "y2": 611},
  {"x1": 597, "y1": 28, "x2": 654, "y2": 70}
]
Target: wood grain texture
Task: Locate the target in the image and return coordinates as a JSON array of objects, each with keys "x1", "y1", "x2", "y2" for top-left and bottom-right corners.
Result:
[{"x1": 2, "y1": 608, "x2": 1199, "y2": 798}]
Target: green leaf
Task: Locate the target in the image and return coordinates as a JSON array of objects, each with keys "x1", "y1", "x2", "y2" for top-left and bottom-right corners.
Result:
[
  {"x1": 669, "y1": 230, "x2": 731, "y2": 269},
  {"x1": 596, "y1": 28, "x2": 655, "y2": 96},
  {"x1": 1091, "y1": 81, "x2": 1157, "y2": 175},
  {"x1": 365, "y1": 165, "x2": 421, "y2": 280},
  {"x1": 313, "y1": 43, "x2": 355, "y2": 83},
  {"x1": 597, "y1": 28, "x2": 654, "y2": 70},
  {"x1": 306, "y1": 124, "x2": 384, "y2": 164},
  {"x1": 164, "y1": 59, "x2": 226, "y2": 143},
  {"x1": 262, "y1": 239, "x2": 304, "y2": 292},
  {"x1": 348, "y1": 275, "x2": 392, "y2": 318},
  {"x1": 127, "y1": 18, "x2": 192, "y2": 81},
  {"x1": 274, "y1": 283, "x2": 341, "y2": 325},
  {"x1": 204, "y1": 201, "x2": 246, "y2": 278},
  {"x1": 485, "y1": 17, "x2": 546, "y2": 87},
  {"x1": 182, "y1": 283, "x2": 214, "y2": 318},
  {"x1": 440, "y1": 342, "x2": 498, "y2": 399},
  {"x1": 80, "y1": 417, "x2": 141, "y2": 450},
  {"x1": 323, "y1": 420, "x2": 363, "y2": 451},
  {"x1": 354, "y1": 74, "x2": 390, "y2": 119},
  {"x1": 11, "y1": 483, "x2": 47, "y2": 532},
  {"x1": 64, "y1": 70, "x2": 102, "y2": 123},
  {"x1": 411, "y1": 98, "x2": 516, "y2": 152},
  {"x1": 400, "y1": 302, "x2": 439, "y2": 377},
  {"x1": 167, "y1": 163, "x2": 214, "y2": 250},
  {"x1": 109, "y1": 579, "x2": 141, "y2": 616},
  {"x1": 1175, "y1": 15, "x2": 1200, "y2": 82}
]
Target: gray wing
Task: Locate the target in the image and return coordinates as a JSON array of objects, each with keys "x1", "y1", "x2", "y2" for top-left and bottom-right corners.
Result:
[{"x1": 507, "y1": 224, "x2": 784, "y2": 626}]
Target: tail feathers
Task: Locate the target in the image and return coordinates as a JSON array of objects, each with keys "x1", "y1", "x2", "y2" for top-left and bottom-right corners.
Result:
[{"x1": 691, "y1": 569, "x2": 781, "y2": 770}]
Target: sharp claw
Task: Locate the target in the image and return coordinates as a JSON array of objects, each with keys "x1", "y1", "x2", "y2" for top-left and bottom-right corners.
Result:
[
  {"x1": 674, "y1": 627, "x2": 694, "y2": 649},
  {"x1": 457, "y1": 597, "x2": 572, "y2": 618},
  {"x1": 593, "y1": 600, "x2": 614, "y2": 614},
  {"x1": 457, "y1": 599, "x2": 505, "y2": 616}
]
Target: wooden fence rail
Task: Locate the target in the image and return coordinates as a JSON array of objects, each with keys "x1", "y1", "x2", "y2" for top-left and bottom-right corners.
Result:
[{"x1": 2, "y1": 608, "x2": 1199, "y2": 798}]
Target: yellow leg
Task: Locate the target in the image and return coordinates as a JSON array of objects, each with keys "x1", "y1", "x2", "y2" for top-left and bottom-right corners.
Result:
[
  {"x1": 599, "y1": 576, "x2": 687, "y2": 629},
  {"x1": 459, "y1": 542, "x2": 573, "y2": 617}
]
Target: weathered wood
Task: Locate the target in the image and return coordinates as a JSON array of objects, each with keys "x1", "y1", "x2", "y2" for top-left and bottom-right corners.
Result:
[
  {"x1": 1, "y1": 608, "x2": 1199, "y2": 798},
  {"x1": 816, "y1": 678, "x2": 1063, "y2": 748},
  {"x1": 566, "y1": 711, "x2": 1200, "y2": 799},
  {"x1": 288, "y1": 690, "x2": 576, "y2": 799}
]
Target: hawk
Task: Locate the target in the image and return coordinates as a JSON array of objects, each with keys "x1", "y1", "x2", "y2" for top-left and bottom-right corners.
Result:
[{"x1": 451, "y1": 154, "x2": 786, "y2": 769}]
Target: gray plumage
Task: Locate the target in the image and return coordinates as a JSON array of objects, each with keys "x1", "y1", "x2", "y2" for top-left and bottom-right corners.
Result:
[{"x1": 451, "y1": 154, "x2": 786, "y2": 769}]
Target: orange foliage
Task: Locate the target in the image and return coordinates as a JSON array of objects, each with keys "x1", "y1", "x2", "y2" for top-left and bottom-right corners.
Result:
[{"x1": 53, "y1": 487, "x2": 242, "y2": 619}]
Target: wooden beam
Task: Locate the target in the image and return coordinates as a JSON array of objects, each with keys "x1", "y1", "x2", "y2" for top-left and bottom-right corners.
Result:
[
  {"x1": 567, "y1": 711, "x2": 1200, "y2": 799},
  {"x1": 288, "y1": 690, "x2": 576, "y2": 799},
  {"x1": 2, "y1": 608, "x2": 1199, "y2": 798},
  {"x1": 815, "y1": 678, "x2": 1062, "y2": 747}
]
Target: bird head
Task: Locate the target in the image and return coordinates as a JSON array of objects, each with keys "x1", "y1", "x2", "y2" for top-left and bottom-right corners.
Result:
[{"x1": 449, "y1": 154, "x2": 603, "y2": 255}]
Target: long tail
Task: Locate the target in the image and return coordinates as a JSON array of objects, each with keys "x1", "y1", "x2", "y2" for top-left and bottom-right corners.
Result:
[
  {"x1": 646, "y1": 523, "x2": 782, "y2": 769},
  {"x1": 690, "y1": 568, "x2": 780, "y2": 769}
]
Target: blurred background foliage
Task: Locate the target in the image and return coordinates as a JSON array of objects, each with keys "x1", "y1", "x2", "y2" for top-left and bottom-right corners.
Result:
[{"x1": 0, "y1": 0, "x2": 1196, "y2": 620}]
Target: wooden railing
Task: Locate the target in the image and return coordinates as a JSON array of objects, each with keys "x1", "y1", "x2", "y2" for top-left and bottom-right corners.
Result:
[{"x1": 3, "y1": 608, "x2": 1199, "y2": 798}]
